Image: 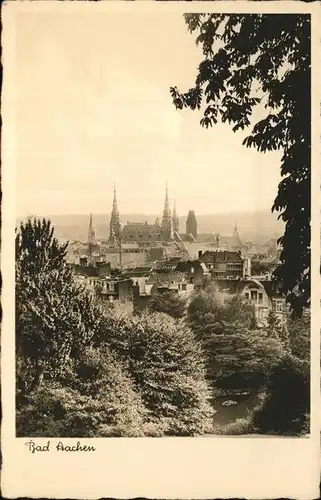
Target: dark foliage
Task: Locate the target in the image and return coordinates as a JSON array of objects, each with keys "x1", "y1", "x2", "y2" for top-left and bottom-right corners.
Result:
[
  {"x1": 148, "y1": 291, "x2": 187, "y2": 319},
  {"x1": 171, "y1": 14, "x2": 311, "y2": 318},
  {"x1": 187, "y1": 287, "x2": 284, "y2": 394},
  {"x1": 287, "y1": 309, "x2": 310, "y2": 361},
  {"x1": 251, "y1": 354, "x2": 310, "y2": 435}
]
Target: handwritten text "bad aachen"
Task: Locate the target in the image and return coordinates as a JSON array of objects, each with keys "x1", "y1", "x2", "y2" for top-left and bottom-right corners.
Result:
[{"x1": 25, "y1": 440, "x2": 96, "y2": 453}]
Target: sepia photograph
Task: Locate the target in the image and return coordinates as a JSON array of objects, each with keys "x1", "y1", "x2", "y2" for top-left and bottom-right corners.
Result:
[
  {"x1": 13, "y1": 7, "x2": 312, "y2": 440},
  {"x1": 2, "y1": 1, "x2": 320, "y2": 498}
]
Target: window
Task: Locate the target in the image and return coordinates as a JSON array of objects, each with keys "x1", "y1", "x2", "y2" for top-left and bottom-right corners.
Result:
[
  {"x1": 191, "y1": 267, "x2": 194, "y2": 274},
  {"x1": 245, "y1": 292, "x2": 249, "y2": 300},
  {"x1": 182, "y1": 283, "x2": 187, "y2": 291},
  {"x1": 276, "y1": 301, "x2": 283, "y2": 312},
  {"x1": 251, "y1": 290, "x2": 257, "y2": 301},
  {"x1": 258, "y1": 293, "x2": 263, "y2": 304}
]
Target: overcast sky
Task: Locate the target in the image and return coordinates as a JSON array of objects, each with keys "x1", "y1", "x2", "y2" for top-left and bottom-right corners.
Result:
[{"x1": 15, "y1": 8, "x2": 282, "y2": 218}]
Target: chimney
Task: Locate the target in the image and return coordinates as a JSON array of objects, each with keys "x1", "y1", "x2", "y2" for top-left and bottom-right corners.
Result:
[
  {"x1": 198, "y1": 250, "x2": 203, "y2": 258},
  {"x1": 133, "y1": 284, "x2": 140, "y2": 299}
]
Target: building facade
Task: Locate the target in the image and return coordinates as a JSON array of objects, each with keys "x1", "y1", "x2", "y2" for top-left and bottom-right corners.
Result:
[
  {"x1": 214, "y1": 278, "x2": 287, "y2": 327},
  {"x1": 198, "y1": 250, "x2": 245, "y2": 279},
  {"x1": 121, "y1": 220, "x2": 162, "y2": 243}
]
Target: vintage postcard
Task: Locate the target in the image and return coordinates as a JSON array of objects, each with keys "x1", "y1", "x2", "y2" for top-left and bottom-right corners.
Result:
[{"x1": 1, "y1": 0, "x2": 320, "y2": 498}]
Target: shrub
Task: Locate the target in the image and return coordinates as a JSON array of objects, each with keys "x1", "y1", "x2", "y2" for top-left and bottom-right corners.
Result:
[
  {"x1": 251, "y1": 353, "x2": 310, "y2": 436},
  {"x1": 212, "y1": 417, "x2": 254, "y2": 436},
  {"x1": 94, "y1": 312, "x2": 215, "y2": 436},
  {"x1": 16, "y1": 347, "x2": 146, "y2": 437}
]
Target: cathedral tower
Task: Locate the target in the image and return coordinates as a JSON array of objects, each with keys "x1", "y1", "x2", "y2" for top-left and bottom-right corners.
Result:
[
  {"x1": 186, "y1": 210, "x2": 198, "y2": 239},
  {"x1": 231, "y1": 222, "x2": 242, "y2": 249},
  {"x1": 109, "y1": 184, "x2": 121, "y2": 244},
  {"x1": 87, "y1": 213, "x2": 96, "y2": 257},
  {"x1": 172, "y1": 200, "x2": 179, "y2": 234},
  {"x1": 161, "y1": 182, "x2": 173, "y2": 241}
]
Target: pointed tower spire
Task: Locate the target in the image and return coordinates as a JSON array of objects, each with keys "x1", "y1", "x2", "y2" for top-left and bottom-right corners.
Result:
[
  {"x1": 163, "y1": 180, "x2": 170, "y2": 218},
  {"x1": 88, "y1": 213, "x2": 95, "y2": 242},
  {"x1": 172, "y1": 199, "x2": 179, "y2": 234},
  {"x1": 87, "y1": 212, "x2": 96, "y2": 257},
  {"x1": 161, "y1": 182, "x2": 173, "y2": 241},
  {"x1": 232, "y1": 222, "x2": 242, "y2": 248},
  {"x1": 109, "y1": 184, "x2": 121, "y2": 244},
  {"x1": 112, "y1": 183, "x2": 119, "y2": 215}
]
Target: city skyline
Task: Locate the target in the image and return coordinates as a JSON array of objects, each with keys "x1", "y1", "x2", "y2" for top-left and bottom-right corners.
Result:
[{"x1": 15, "y1": 10, "x2": 282, "y2": 218}]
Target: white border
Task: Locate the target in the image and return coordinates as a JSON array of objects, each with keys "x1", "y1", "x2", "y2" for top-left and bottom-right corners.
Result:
[{"x1": 1, "y1": 2, "x2": 320, "y2": 498}]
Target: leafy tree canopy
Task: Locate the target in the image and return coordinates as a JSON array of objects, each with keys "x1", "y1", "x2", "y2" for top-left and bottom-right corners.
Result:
[
  {"x1": 148, "y1": 290, "x2": 187, "y2": 319},
  {"x1": 93, "y1": 312, "x2": 214, "y2": 435},
  {"x1": 187, "y1": 286, "x2": 283, "y2": 393},
  {"x1": 171, "y1": 14, "x2": 310, "y2": 318},
  {"x1": 16, "y1": 218, "x2": 100, "y2": 396}
]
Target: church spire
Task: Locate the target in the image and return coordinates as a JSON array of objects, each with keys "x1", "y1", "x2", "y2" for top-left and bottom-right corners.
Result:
[
  {"x1": 161, "y1": 181, "x2": 173, "y2": 241},
  {"x1": 87, "y1": 213, "x2": 96, "y2": 257},
  {"x1": 112, "y1": 183, "x2": 119, "y2": 215},
  {"x1": 163, "y1": 180, "x2": 170, "y2": 218},
  {"x1": 172, "y1": 200, "x2": 179, "y2": 233},
  {"x1": 232, "y1": 222, "x2": 242, "y2": 248},
  {"x1": 109, "y1": 184, "x2": 121, "y2": 243}
]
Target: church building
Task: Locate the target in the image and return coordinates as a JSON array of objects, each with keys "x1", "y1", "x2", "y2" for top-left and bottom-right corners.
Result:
[{"x1": 109, "y1": 183, "x2": 174, "y2": 244}]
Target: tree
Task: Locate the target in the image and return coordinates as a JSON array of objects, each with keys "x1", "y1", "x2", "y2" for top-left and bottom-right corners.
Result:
[
  {"x1": 265, "y1": 308, "x2": 290, "y2": 349},
  {"x1": 148, "y1": 290, "x2": 187, "y2": 319},
  {"x1": 251, "y1": 260, "x2": 275, "y2": 276},
  {"x1": 171, "y1": 14, "x2": 310, "y2": 318},
  {"x1": 187, "y1": 284, "x2": 256, "y2": 339},
  {"x1": 16, "y1": 346, "x2": 146, "y2": 438},
  {"x1": 16, "y1": 218, "x2": 100, "y2": 399},
  {"x1": 93, "y1": 312, "x2": 214, "y2": 436},
  {"x1": 16, "y1": 217, "x2": 68, "y2": 276},
  {"x1": 286, "y1": 309, "x2": 310, "y2": 362},
  {"x1": 187, "y1": 286, "x2": 284, "y2": 393},
  {"x1": 251, "y1": 353, "x2": 309, "y2": 436}
]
